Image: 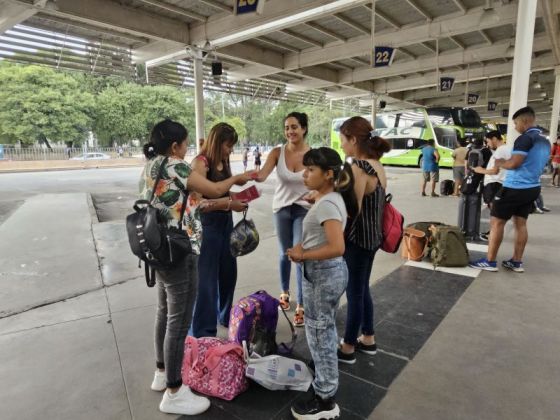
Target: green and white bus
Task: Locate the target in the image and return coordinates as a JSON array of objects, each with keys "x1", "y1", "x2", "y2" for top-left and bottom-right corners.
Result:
[{"x1": 330, "y1": 107, "x2": 484, "y2": 168}]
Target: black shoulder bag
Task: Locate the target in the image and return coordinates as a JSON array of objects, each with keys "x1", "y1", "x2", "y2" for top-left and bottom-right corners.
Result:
[{"x1": 126, "y1": 157, "x2": 192, "y2": 287}]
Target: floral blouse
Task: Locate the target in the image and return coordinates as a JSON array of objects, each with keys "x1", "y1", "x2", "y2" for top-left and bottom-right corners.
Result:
[{"x1": 139, "y1": 155, "x2": 202, "y2": 255}]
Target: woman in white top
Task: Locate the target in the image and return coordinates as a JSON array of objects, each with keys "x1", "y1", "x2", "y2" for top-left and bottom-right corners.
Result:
[{"x1": 256, "y1": 112, "x2": 311, "y2": 327}]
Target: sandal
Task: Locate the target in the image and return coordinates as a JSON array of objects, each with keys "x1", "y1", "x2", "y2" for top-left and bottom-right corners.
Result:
[
  {"x1": 293, "y1": 308, "x2": 304, "y2": 327},
  {"x1": 279, "y1": 293, "x2": 291, "y2": 311}
]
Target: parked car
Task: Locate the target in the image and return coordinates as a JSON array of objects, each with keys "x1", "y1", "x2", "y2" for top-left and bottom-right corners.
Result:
[{"x1": 70, "y1": 153, "x2": 111, "y2": 160}]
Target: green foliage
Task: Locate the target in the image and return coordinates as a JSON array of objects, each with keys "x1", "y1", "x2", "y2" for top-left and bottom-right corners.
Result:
[
  {"x1": 0, "y1": 63, "x2": 94, "y2": 145},
  {"x1": 0, "y1": 62, "x2": 348, "y2": 149}
]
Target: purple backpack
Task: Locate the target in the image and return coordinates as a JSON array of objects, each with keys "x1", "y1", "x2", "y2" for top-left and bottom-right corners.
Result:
[{"x1": 228, "y1": 290, "x2": 296, "y2": 356}]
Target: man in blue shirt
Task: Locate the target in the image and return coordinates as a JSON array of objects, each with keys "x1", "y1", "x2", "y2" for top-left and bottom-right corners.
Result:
[
  {"x1": 470, "y1": 106, "x2": 550, "y2": 273},
  {"x1": 421, "y1": 139, "x2": 440, "y2": 197}
]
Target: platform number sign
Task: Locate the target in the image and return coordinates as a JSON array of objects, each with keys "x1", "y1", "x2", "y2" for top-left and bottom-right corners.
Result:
[
  {"x1": 440, "y1": 77, "x2": 455, "y2": 92},
  {"x1": 235, "y1": 0, "x2": 262, "y2": 15},
  {"x1": 488, "y1": 101, "x2": 498, "y2": 111},
  {"x1": 467, "y1": 93, "x2": 479, "y2": 105},
  {"x1": 373, "y1": 47, "x2": 395, "y2": 68},
  {"x1": 502, "y1": 108, "x2": 509, "y2": 118}
]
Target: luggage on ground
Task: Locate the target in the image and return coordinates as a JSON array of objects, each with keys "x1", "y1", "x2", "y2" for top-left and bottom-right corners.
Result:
[
  {"x1": 429, "y1": 225, "x2": 469, "y2": 267},
  {"x1": 228, "y1": 290, "x2": 296, "y2": 356},
  {"x1": 457, "y1": 193, "x2": 482, "y2": 240},
  {"x1": 401, "y1": 227, "x2": 428, "y2": 261},
  {"x1": 440, "y1": 179, "x2": 454, "y2": 196},
  {"x1": 182, "y1": 336, "x2": 248, "y2": 400},
  {"x1": 381, "y1": 193, "x2": 404, "y2": 253},
  {"x1": 243, "y1": 342, "x2": 313, "y2": 392}
]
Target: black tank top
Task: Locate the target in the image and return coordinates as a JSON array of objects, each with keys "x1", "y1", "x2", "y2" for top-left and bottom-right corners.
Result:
[{"x1": 345, "y1": 159, "x2": 385, "y2": 251}]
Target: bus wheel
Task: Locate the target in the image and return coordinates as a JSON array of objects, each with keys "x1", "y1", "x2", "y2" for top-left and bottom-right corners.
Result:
[{"x1": 418, "y1": 156, "x2": 423, "y2": 169}]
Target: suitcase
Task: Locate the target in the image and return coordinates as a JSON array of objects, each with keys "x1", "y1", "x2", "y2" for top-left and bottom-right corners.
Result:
[
  {"x1": 458, "y1": 193, "x2": 481, "y2": 240},
  {"x1": 440, "y1": 179, "x2": 454, "y2": 196}
]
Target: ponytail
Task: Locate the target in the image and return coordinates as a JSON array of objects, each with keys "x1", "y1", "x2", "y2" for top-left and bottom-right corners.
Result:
[
  {"x1": 143, "y1": 142, "x2": 157, "y2": 160},
  {"x1": 334, "y1": 161, "x2": 358, "y2": 219}
]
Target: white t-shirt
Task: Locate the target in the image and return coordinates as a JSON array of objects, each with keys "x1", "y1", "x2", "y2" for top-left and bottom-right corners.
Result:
[
  {"x1": 484, "y1": 144, "x2": 511, "y2": 185},
  {"x1": 302, "y1": 192, "x2": 347, "y2": 250}
]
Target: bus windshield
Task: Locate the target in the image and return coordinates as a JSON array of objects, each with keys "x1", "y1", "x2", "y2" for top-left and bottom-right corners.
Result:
[{"x1": 427, "y1": 107, "x2": 481, "y2": 128}]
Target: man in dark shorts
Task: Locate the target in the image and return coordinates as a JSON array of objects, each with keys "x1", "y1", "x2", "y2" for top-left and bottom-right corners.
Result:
[{"x1": 469, "y1": 107, "x2": 550, "y2": 273}]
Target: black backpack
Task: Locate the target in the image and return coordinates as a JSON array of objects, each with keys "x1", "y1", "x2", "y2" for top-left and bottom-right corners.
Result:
[
  {"x1": 126, "y1": 157, "x2": 192, "y2": 287},
  {"x1": 461, "y1": 148, "x2": 484, "y2": 195}
]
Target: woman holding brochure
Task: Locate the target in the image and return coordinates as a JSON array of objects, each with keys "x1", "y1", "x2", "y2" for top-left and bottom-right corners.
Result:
[
  {"x1": 255, "y1": 111, "x2": 311, "y2": 327},
  {"x1": 190, "y1": 122, "x2": 254, "y2": 337}
]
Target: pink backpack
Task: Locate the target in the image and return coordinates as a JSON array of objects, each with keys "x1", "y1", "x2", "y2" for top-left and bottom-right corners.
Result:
[
  {"x1": 182, "y1": 336, "x2": 248, "y2": 401},
  {"x1": 381, "y1": 194, "x2": 404, "y2": 253}
]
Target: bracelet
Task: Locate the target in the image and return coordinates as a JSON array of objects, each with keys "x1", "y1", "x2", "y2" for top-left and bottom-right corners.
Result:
[{"x1": 226, "y1": 197, "x2": 232, "y2": 211}]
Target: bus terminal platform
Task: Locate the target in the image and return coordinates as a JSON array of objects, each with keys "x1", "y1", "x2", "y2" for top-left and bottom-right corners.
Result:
[{"x1": 0, "y1": 167, "x2": 559, "y2": 420}]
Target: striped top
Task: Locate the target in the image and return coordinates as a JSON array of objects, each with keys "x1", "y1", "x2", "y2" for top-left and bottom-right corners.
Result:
[{"x1": 345, "y1": 159, "x2": 385, "y2": 251}]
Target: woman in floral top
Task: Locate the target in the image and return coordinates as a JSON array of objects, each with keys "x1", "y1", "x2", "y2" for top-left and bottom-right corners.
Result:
[{"x1": 141, "y1": 119, "x2": 252, "y2": 416}]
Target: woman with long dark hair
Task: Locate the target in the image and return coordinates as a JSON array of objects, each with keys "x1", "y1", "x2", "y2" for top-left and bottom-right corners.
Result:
[
  {"x1": 256, "y1": 112, "x2": 311, "y2": 327},
  {"x1": 140, "y1": 119, "x2": 251, "y2": 416},
  {"x1": 190, "y1": 122, "x2": 249, "y2": 337},
  {"x1": 336, "y1": 116, "x2": 391, "y2": 365}
]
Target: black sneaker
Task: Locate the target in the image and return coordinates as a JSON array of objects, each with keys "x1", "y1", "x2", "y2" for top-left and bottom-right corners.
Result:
[
  {"x1": 356, "y1": 341, "x2": 378, "y2": 355},
  {"x1": 337, "y1": 348, "x2": 356, "y2": 364},
  {"x1": 291, "y1": 393, "x2": 340, "y2": 420}
]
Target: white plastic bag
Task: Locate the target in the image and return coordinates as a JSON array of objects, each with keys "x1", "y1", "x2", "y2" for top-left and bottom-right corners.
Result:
[{"x1": 243, "y1": 341, "x2": 313, "y2": 392}]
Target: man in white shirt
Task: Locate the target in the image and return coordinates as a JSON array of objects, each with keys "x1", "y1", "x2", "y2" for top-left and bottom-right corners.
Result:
[{"x1": 473, "y1": 130, "x2": 511, "y2": 209}]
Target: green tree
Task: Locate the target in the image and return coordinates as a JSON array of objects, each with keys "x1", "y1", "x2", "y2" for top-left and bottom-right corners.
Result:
[{"x1": 0, "y1": 63, "x2": 94, "y2": 146}]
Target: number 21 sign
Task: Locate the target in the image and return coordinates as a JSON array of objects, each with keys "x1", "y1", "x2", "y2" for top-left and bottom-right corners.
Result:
[{"x1": 373, "y1": 47, "x2": 395, "y2": 68}]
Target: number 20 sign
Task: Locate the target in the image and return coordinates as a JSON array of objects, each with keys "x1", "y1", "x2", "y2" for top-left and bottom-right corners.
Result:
[{"x1": 373, "y1": 47, "x2": 395, "y2": 68}]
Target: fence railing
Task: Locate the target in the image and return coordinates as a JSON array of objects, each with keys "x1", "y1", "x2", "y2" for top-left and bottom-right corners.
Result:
[{"x1": 0, "y1": 144, "x2": 273, "y2": 161}]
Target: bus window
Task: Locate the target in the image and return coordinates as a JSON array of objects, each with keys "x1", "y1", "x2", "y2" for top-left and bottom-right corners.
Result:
[
  {"x1": 434, "y1": 127, "x2": 458, "y2": 149},
  {"x1": 396, "y1": 110, "x2": 426, "y2": 128},
  {"x1": 456, "y1": 108, "x2": 481, "y2": 127},
  {"x1": 427, "y1": 108, "x2": 454, "y2": 126}
]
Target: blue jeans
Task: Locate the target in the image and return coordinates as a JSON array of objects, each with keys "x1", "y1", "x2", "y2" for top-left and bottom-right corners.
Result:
[
  {"x1": 155, "y1": 254, "x2": 198, "y2": 388},
  {"x1": 343, "y1": 241, "x2": 377, "y2": 345},
  {"x1": 302, "y1": 257, "x2": 348, "y2": 399},
  {"x1": 191, "y1": 211, "x2": 237, "y2": 337},
  {"x1": 273, "y1": 204, "x2": 308, "y2": 305}
]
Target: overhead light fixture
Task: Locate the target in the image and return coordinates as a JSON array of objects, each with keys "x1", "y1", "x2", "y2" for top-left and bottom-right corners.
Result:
[
  {"x1": 478, "y1": 7, "x2": 500, "y2": 26},
  {"x1": 540, "y1": 92, "x2": 547, "y2": 97},
  {"x1": 505, "y1": 43, "x2": 515, "y2": 58},
  {"x1": 532, "y1": 82, "x2": 542, "y2": 89}
]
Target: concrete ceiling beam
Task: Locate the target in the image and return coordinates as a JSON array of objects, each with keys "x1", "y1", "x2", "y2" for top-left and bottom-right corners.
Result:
[{"x1": 0, "y1": 0, "x2": 39, "y2": 33}]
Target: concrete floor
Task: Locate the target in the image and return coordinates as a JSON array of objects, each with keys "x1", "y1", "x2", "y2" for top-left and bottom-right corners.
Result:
[{"x1": 0, "y1": 165, "x2": 559, "y2": 420}]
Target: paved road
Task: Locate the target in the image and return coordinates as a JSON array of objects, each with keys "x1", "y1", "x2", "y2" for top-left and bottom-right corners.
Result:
[{"x1": 0, "y1": 163, "x2": 427, "y2": 235}]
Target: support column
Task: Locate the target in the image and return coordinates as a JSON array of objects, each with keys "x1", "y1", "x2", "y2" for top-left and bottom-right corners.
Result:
[
  {"x1": 549, "y1": 67, "x2": 560, "y2": 144},
  {"x1": 371, "y1": 96, "x2": 377, "y2": 129},
  {"x1": 506, "y1": 0, "x2": 538, "y2": 141},
  {"x1": 192, "y1": 49, "x2": 205, "y2": 154}
]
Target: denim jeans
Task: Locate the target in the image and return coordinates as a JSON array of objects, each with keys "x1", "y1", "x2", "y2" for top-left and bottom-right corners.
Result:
[
  {"x1": 273, "y1": 204, "x2": 308, "y2": 305},
  {"x1": 343, "y1": 241, "x2": 377, "y2": 345},
  {"x1": 191, "y1": 211, "x2": 237, "y2": 337},
  {"x1": 302, "y1": 257, "x2": 348, "y2": 399},
  {"x1": 155, "y1": 254, "x2": 198, "y2": 388}
]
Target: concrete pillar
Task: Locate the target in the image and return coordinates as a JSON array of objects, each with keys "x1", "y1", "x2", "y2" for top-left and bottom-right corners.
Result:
[
  {"x1": 193, "y1": 52, "x2": 205, "y2": 154},
  {"x1": 371, "y1": 97, "x2": 377, "y2": 129},
  {"x1": 549, "y1": 67, "x2": 560, "y2": 144},
  {"x1": 506, "y1": 0, "x2": 538, "y2": 141}
]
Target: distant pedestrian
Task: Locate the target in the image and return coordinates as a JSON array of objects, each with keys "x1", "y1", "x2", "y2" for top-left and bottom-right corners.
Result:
[
  {"x1": 118, "y1": 146, "x2": 124, "y2": 158},
  {"x1": 421, "y1": 139, "x2": 440, "y2": 197},
  {"x1": 242, "y1": 147, "x2": 249, "y2": 171},
  {"x1": 451, "y1": 139, "x2": 468, "y2": 196},
  {"x1": 551, "y1": 136, "x2": 560, "y2": 187},
  {"x1": 254, "y1": 146, "x2": 262, "y2": 171},
  {"x1": 470, "y1": 107, "x2": 551, "y2": 273}
]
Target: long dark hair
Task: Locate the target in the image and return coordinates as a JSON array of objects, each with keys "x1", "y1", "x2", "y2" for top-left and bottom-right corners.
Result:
[
  {"x1": 143, "y1": 119, "x2": 188, "y2": 159},
  {"x1": 284, "y1": 112, "x2": 309, "y2": 138},
  {"x1": 201, "y1": 122, "x2": 238, "y2": 176},
  {"x1": 303, "y1": 147, "x2": 358, "y2": 218},
  {"x1": 340, "y1": 116, "x2": 391, "y2": 160}
]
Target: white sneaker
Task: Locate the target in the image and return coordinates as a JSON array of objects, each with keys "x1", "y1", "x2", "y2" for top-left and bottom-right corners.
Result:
[
  {"x1": 159, "y1": 385, "x2": 211, "y2": 416},
  {"x1": 150, "y1": 370, "x2": 166, "y2": 392}
]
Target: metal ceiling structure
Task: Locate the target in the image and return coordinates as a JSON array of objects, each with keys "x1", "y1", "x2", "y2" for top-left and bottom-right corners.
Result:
[{"x1": 1, "y1": 0, "x2": 559, "y2": 126}]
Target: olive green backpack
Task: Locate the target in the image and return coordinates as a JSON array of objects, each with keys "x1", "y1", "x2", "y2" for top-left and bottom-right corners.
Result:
[{"x1": 429, "y1": 225, "x2": 469, "y2": 267}]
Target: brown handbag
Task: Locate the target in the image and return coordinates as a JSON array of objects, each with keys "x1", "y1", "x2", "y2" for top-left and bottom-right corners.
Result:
[{"x1": 401, "y1": 227, "x2": 427, "y2": 261}]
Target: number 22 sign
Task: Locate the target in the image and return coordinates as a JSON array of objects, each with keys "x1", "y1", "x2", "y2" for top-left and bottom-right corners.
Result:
[{"x1": 373, "y1": 47, "x2": 395, "y2": 68}]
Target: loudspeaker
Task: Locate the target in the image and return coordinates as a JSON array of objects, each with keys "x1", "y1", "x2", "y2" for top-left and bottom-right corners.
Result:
[
  {"x1": 379, "y1": 100, "x2": 387, "y2": 109},
  {"x1": 211, "y1": 61, "x2": 222, "y2": 76}
]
